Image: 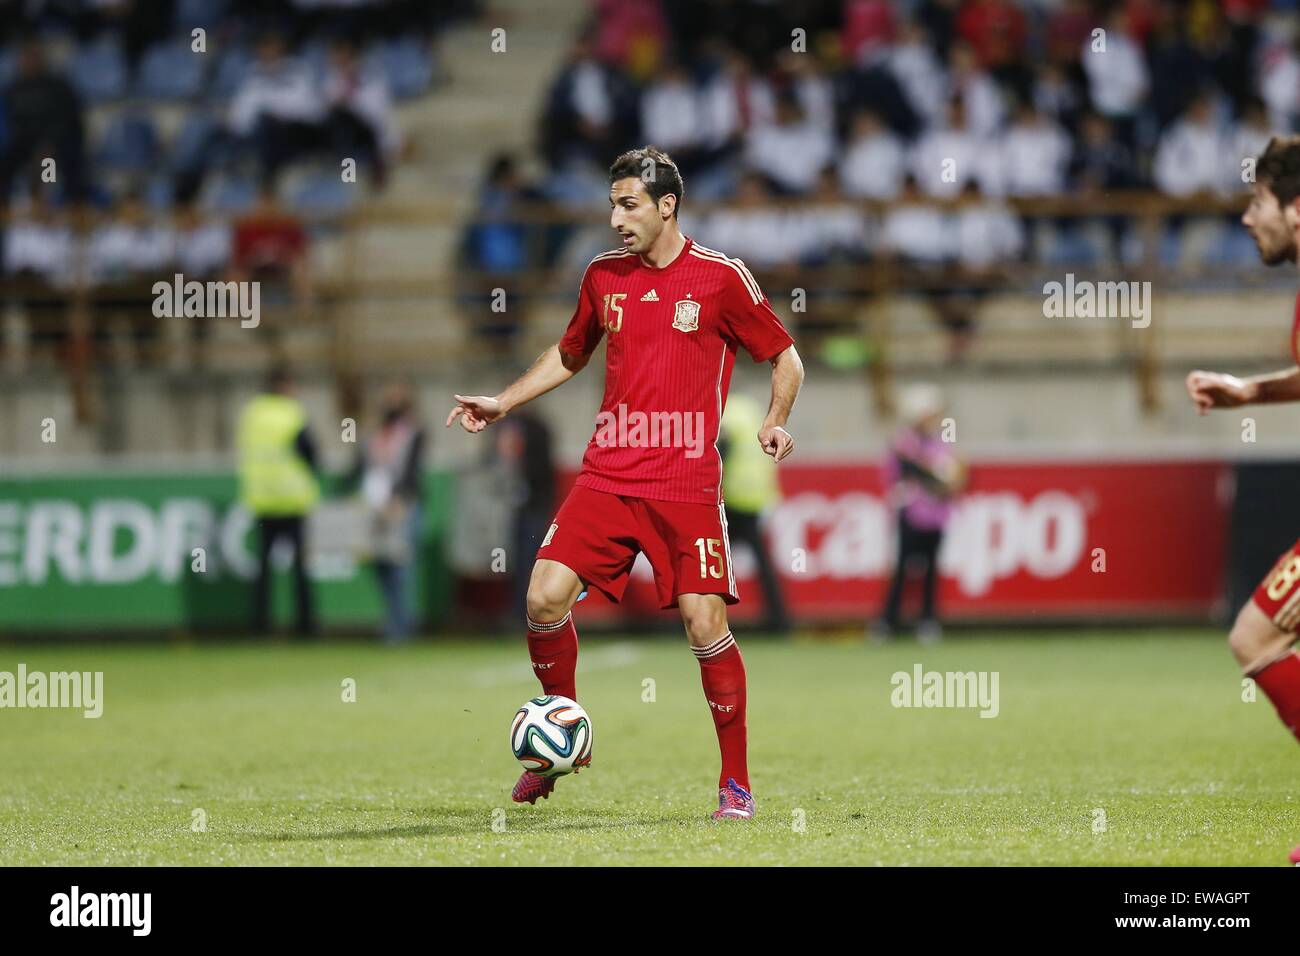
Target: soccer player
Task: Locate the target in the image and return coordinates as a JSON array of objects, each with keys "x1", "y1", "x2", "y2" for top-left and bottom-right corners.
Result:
[
  {"x1": 1185, "y1": 136, "x2": 1300, "y2": 864},
  {"x1": 447, "y1": 146, "x2": 804, "y2": 819}
]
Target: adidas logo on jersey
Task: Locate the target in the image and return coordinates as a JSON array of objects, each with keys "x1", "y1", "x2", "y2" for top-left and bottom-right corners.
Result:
[{"x1": 641, "y1": 289, "x2": 659, "y2": 302}]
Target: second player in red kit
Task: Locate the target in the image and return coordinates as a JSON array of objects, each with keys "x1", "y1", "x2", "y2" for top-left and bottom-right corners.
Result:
[
  {"x1": 447, "y1": 146, "x2": 805, "y2": 819},
  {"x1": 1186, "y1": 136, "x2": 1300, "y2": 864}
]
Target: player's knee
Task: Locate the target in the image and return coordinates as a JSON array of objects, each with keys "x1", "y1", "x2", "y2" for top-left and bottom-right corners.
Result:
[
  {"x1": 525, "y1": 583, "x2": 567, "y2": 624},
  {"x1": 1227, "y1": 606, "x2": 1275, "y2": 666},
  {"x1": 681, "y1": 602, "x2": 727, "y2": 646}
]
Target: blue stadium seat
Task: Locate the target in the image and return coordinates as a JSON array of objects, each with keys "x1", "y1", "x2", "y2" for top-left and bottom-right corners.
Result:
[
  {"x1": 135, "y1": 41, "x2": 207, "y2": 99},
  {"x1": 204, "y1": 172, "x2": 258, "y2": 211},
  {"x1": 286, "y1": 170, "x2": 358, "y2": 215},
  {"x1": 95, "y1": 113, "x2": 160, "y2": 171},
  {"x1": 209, "y1": 45, "x2": 253, "y2": 100},
  {"x1": 170, "y1": 113, "x2": 221, "y2": 172},
  {"x1": 365, "y1": 38, "x2": 433, "y2": 99},
  {"x1": 143, "y1": 173, "x2": 175, "y2": 210},
  {"x1": 176, "y1": 0, "x2": 230, "y2": 29},
  {"x1": 69, "y1": 38, "x2": 129, "y2": 102}
]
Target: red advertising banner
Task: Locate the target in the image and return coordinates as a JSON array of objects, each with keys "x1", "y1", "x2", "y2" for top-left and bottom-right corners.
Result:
[{"x1": 558, "y1": 460, "x2": 1232, "y2": 624}]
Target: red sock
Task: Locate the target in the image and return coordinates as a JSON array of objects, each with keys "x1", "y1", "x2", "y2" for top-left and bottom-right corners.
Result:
[
  {"x1": 525, "y1": 612, "x2": 578, "y2": 701},
  {"x1": 694, "y1": 631, "x2": 748, "y2": 791},
  {"x1": 1252, "y1": 650, "x2": 1300, "y2": 744}
]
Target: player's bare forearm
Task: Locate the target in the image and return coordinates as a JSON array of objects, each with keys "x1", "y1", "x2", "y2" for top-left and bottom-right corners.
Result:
[
  {"x1": 447, "y1": 344, "x2": 588, "y2": 433},
  {"x1": 497, "y1": 344, "x2": 587, "y2": 413},
  {"x1": 1244, "y1": 367, "x2": 1300, "y2": 404},
  {"x1": 764, "y1": 345, "x2": 803, "y2": 428},
  {"x1": 756, "y1": 345, "x2": 803, "y2": 461}
]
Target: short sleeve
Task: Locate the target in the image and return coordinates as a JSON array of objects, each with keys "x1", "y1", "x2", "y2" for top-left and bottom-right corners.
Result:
[
  {"x1": 559, "y1": 266, "x2": 605, "y2": 358},
  {"x1": 720, "y1": 261, "x2": 794, "y2": 363}
]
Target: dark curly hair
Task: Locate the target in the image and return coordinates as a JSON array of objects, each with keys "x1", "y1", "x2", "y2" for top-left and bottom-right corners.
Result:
[
  {"x1": 1256, "y1": 136, "x2": 1300, "y2": 207},
  {"x1": 608, "y1": 146, "x2": 684, "y2": 219}
]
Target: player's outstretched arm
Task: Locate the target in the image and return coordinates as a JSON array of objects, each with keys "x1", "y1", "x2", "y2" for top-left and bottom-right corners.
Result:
[
  {"x1": 1186, "y1": 366, "x2": 1300, "y2": 414},
  {"x1": 446, "y1": 344, "x2": 589, "y2": 433},
  {"x1": 758, "y1": 345, "x2": 804, "y2": 461}
]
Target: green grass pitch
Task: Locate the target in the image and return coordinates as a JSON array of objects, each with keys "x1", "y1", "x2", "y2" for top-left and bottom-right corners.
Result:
[{"x1": 1, "y1": 630, "x2": 1297, "y2": 866}]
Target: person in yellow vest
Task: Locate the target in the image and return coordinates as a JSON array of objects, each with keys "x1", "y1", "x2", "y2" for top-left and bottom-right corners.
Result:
[
  {"x1": 718, "y1": 393, "x2": 791, "y2": 634},
  {"x1": 238, "y1": 364, "x2": 321, "y2": 637}
]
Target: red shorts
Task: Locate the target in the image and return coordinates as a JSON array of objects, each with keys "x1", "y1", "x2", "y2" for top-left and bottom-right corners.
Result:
[
  {"x1": 1252, "y1": 539, "x2": 1300, "y2": 631},
  {"x1": 537, "y1": 485, "x2": 738, "y2": 610}
]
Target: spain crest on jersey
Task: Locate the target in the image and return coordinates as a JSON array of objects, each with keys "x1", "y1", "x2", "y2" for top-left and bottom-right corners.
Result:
[{"x1": 672, "y1": 298, "x2": 700, "y2": 332}]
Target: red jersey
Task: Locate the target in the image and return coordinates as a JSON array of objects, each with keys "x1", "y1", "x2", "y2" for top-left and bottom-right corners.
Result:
[
  {"x1": 559, "y1": 236, "x2": 794, "y2": 505},
  {"x1": 1292, "y1": 290, "x2": 1300, "y2": 365}
]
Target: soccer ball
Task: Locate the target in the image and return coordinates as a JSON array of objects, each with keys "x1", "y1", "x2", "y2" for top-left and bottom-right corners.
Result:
[{"x1": 510, "y1": 695, "x2": 593, "y2": 778}]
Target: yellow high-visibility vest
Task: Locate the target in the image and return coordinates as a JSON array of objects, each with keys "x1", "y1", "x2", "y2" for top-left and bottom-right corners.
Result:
[
  {"x1": 237, "y1": 394, "x2": 319, "y2": 516},
  {"x1": 721, "y1": 394, "x2": 780, "y2": 513}
]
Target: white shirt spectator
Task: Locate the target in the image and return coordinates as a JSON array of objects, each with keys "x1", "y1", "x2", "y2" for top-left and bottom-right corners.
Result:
[
  {"x1": 174, "y1": 222, "x2": 233, "y2": 277},
  {"x1": 697, "y1": 208, "x2": 794, "y2": 267},
  {"x1": 230, "y1": 55, "x2": 327, "y2": 134},
  {"x1": 570, "y1": 59, "x2": 613, "y2": 127},
  {"x1": 1260, "y1": 42, "x2": 1300, "y2": 132},
  {"x1": 949, "y1": 71, "x2": 1005, "y2": 138},
  {"x1": 783, "y1": 202, "x2": 870, "y2": 262},
  {"x1": 954, "y1": 202, "x2": 1023, "y2": 268},
  {"x1": 910, "y1": 127, "x2": 1000, "y2": 198},
  {"x1": 1081, "y1": 32, "x2": 1148, "y2": 118},
  {"x1": 4, "y1": 217, "x2": 75, "y2": 284},
  {"x1": 327, "y1": 65, "x2": 402, "y2": 160},
  {"x1": 745, "y1": 118, "x2": 834, "y2": 194},
  {"x1": 840, "y1": 127, "x2": 907, "y2": 199},
  {"x1": 881, "y1": 203, "x2": 951, "y2": 262},
  {"x1": 88, "y1": 218, "x2": 173, "y2": 282},
  {"x1": 641, "y1": 75, "x2": 706, "y2": 151},
  {"x1": 999, "y1": 116, "x2": 1072, "y2": 196},
  {"x1": 1224, "y1": 120, "x2": 1273, "y2": 194},
  {"x1": 889, "y1": 37, "x2": 947, "y2": 128},
  {"x1": 1153, "y1": 114, "x2": 1224, "y2": 196}
]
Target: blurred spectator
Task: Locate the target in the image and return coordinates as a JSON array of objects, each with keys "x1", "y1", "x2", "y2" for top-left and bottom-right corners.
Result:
[
  {"x1": 698, "y1": 171, "x2": 790, "y2": 268},
  {"x1": 0, "y1": 41, "x2": 86, "y2": 206},
  {"x1": 325, "y1": 38, "x2": 402, "y2": 189},
  {"x1": 1071, "y1": 111, "x2": 1138, "y2": 193},
  {"x1": 880, "y1": 174, "x2": 949, "y2": 265},
  {"x1": 238, "y1": 363, "x2": 320, "y2": 638},
  {"x1": 172, "y1": 202, "x2": 232, "y2": 280},
  {"x1": 876, "y1": 383, "x2": 965, "y2": 645},
  {"x1": 350, "y1": 381, "x2": 426, "y2": 644},
  {"x1": 229, "y1": 33, "x2": 328, "y2": 187},
  {"x1": 887, "y1": 19, "x2": 947, "y2": 130},
  {"x1": 719, "y1": 392, "x2": 789, "y2": 634},
  {"x1": 1224, "y1": 96, "x2": 1272, "y2": 195},
  {"x1": 229, "y1": 186, "x2": 314, "y2": 320},
  {"x1": 840, "y1": 109, "x2": 907, "y2": 200},
  {"x1": 458, "y1": 153, "x2": 552, "y2": 352},
  {"x1": 910, "y1": 95, "x2": 997, "y2": 198},
  {"x1": 88, "y1": 191, "x2": 170, "y2": 283},
  {"x1": 842, "y1": 0, "x2": 898, "y2": 67},
  {"x1": 744, "y1": 90, "x2": 834, "y2": 195},
  {"x1": 786, "y1": 169, "x2": 869, "y2": 266},
  {"x1": 999, "y1": 98, "x2": 1071, "y2": 197},
  {"x1": 589, "y1": 0, "x2": 669, "y2": 80},
  {"x1": 1153, "y1": 90, "x2": 1224, "y2": 198},
  {"x1": 539, "y1": 29, "x2": 638, "y2": 173},
  {"x1": 945, "y1": 41, "x2": 1005, "y2": 138},
  {"x1": 4, "y1": 191, "x2": 75, "y2": 354},
  {"x1": 495, "y1": 411, "x2": 556, "y2": 625},
  {"x1": 1079, "y1": 9, "x2": 1148, "y2": 146},
  {"x1": 1260, "y1": 33, "x2": 1300, "y2": 133},
  {"x1": 957, "y1": 0, "x2": 1028, "y2": 91}
]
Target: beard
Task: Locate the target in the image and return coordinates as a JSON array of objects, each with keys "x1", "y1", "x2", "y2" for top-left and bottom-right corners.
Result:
[{"x1": 1259, "y1": 237, "x2": 1297, "y2": 266}]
